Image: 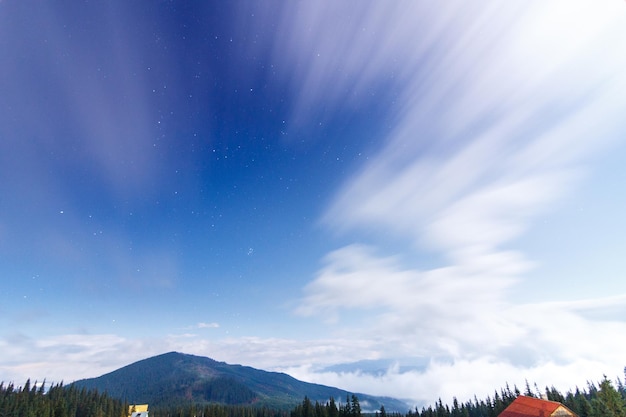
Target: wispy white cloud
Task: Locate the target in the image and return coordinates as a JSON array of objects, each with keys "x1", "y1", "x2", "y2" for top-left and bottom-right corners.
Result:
[
  {"x1": 0, "y1": 332, "x2": 380, "y2": 386},
  {"x1": 197, "y1": 322, "x2": 220, "y2": 329},
  {"x1": 284, "y1": 0, "x2": 626, "y2": 404},
  {"x1": 2, "y1": 315, "x2": 625, "y2": 406},
  {"x1": 0, "y1": 333, "x2": 150, "y2": 384},
  {"x1": 282, "y1": 356, "x2": 620, "y2": 408}
]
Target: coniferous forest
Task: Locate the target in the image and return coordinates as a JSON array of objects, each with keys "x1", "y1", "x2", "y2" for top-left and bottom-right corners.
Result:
[
  {"x1": 2, "y1": 372, "x2": 626, "y2": 417},
  {"x1": 288, "y1": 375, "x2": 626, "y2": 417},
  {"x1": 0, "y1": 380, "x2": 127, "y2": 417}
]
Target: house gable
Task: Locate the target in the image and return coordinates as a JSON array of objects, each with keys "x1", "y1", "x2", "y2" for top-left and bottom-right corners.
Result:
[{"x1": 498, "y1": 396, "x2": 577, "y2": 417}]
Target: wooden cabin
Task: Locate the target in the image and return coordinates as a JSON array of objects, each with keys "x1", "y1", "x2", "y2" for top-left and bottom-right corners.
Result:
[
  {"x1": 128, "y1": 404, "x2": 149, "y2": 417},
  {"x1": 499, "y1": 396, "x2": 577, "y2": 417}
]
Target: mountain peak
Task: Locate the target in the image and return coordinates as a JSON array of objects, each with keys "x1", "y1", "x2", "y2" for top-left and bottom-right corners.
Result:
[{"x1": 72, "y1": 352, "x2": 409, "y2": 411}]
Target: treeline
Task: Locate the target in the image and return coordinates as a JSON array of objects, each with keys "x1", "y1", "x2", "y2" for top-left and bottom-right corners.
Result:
[
  {"x1": 0, "y1": 379, "x2": 127, "y2": 417},
  {"x1": 287, "y1": 374, "x2": 626, "y2": 417},
  {"x1": 148, "y1": 395, "x2": 360, "y2": 417},
  {"x1": 151, "y1": 403, "x2": 288, "y2": 417},
  {"x1": 4, "y1": 372, "x2": 626, "y2": 417},
  {"x1": 290, "y1": 394, "x2": 362, "y2": 417},
  {"x1": 410, "y1": 374, "x2": 626, "y2": 417}
]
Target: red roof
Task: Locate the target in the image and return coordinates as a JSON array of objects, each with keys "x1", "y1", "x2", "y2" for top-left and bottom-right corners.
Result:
[{"x1": 499, "y1": 396, "x2": 576, "y2": 417}]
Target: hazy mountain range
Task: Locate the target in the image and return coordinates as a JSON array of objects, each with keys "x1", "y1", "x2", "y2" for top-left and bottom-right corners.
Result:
[{"x1": 71, "y1": 352, "x2": 410, "y2": 411}]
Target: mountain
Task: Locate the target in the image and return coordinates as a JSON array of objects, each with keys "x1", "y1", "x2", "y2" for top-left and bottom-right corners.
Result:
[{"x1": 71, "y1": 352, "x2": 409, "y2": 411}]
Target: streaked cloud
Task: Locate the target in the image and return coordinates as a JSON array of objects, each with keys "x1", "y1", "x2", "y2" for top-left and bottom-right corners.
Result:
[
  {"x1": 4, "y1": 324, "x2": 624, "y2": 406},
  {"x1": 0, "y1": 333, "x2": 147, "y2": 384},
  {"x1": 288, "y1": 0, "x2": 626, "y2": 404},
  {"x1": 197, "y1": 322, "x2": 220, "y2": 329}
]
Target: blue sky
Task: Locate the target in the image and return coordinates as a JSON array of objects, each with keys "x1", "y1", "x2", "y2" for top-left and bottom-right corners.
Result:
[{"x1": 2, "y1": 0, "x2": 626, "y2": 407}]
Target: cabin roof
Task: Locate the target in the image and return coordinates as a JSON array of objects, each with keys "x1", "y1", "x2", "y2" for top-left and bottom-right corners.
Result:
[{"x1": 499, "y1": 396, "x2": 576, "y2": 417}]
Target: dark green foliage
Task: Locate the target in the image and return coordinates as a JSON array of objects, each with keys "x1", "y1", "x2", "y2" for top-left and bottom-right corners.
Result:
[
  {"x1": 151, "y1": 403, "x2": 288, "y2": 417},
  {"x1": 567, "y1": 388, "x2": 592, "y2": 417},
  {"x1": 594, "y1": 376, "x2": 625, "y2": 417},
  {"x1": 291, "y1": 395, "x2": 364, "y2": 417},
  {"x1": 0, "y1": 380, "x2": 126, "y2": 417},
  {"x1": 350, "y1": 395, "x2": 362, "y2": 417},
  {"x1": 409, "y1": 371, "x2": 626, "y2": 417}
]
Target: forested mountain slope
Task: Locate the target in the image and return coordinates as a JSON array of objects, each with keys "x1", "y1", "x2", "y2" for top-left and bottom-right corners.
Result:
[{"x1": 71, "y1": 352, "x2": 409, "y2": 410}]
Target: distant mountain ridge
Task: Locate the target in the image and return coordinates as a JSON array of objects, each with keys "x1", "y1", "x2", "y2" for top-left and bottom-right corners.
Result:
[{"x1": 71, "y1": 352, "x2": 409, "y2": 411}]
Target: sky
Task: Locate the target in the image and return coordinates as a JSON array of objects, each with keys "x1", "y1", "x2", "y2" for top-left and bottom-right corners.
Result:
[{"x1": 2, "y1": 0, "x2": 626, "y2": 408}]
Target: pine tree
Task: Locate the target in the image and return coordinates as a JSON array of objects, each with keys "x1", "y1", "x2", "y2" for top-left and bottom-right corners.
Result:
[
  {"x1": 596, "y1": 376, "x2": 626, "y2": 417},
  {"x1": 328, "y1": 397, "x2": 338, "y2": 417},
  {"x1": 524, "y1": 381, "x2": 535, "y2": 398},
  {"x1": 350, "y1": 395, "x2": 361, "y2": 417}
]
